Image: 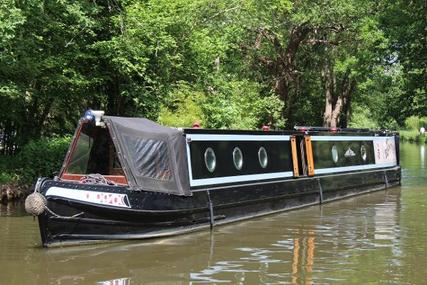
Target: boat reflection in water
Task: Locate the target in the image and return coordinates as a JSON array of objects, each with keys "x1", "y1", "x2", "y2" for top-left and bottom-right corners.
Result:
[
  {"x1": 291, "y1": 231, "x2": 316, "y2": 285},
  {"x1": 96, "y1": 277, "x2": 130, "y2": 285},
  {"x1": 0, "y1": 201, "x2": 26, "y2": 217}
]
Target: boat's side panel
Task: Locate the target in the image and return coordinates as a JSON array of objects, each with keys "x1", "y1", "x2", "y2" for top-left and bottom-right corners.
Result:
[
  {"x1": 186, "y1": 134, "x2": 293, "y2": 187},
  {"x1": 311, "y1": 135, "x2": 397, "y2": 174},
  {"x1": 38, "y1": 166, "x2": 400, "y2": 247},
  {"x1": 186, "y1": 133, "x2": 398, "y2": 189},
  {"x1": 208, "y1": 167, "x2": 400, "y2": 222}
]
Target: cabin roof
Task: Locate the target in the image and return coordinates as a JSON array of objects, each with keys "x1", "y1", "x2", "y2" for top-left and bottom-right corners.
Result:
[{"x1": 183, "y1": 127, "x2": 397, "y2": 136}]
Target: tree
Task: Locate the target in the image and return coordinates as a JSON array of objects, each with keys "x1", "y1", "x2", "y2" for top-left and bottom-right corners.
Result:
[{"x1": 382, "y1": 0, "x2": 426, "y2": 118}]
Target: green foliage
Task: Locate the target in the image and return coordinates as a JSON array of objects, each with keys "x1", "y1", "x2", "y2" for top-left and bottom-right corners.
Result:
[
  {"x1": 348, "y1": 105, "x2": 379, "y2": 129},
  {"x1": 15, "y1": 136, "x2": 72, "y2": 184},
  {"x1": 0, "y1": 0, "x2": 25, "y2": 49},
  {"x1": 158, "y1": 76, "x2": 285, "y2": 130},
  {"x1": 0, "y1": 0, "x2": 425, "y2": 159},
  {"x1": 382, "y1": 0, "x2": 426, "y2": 117},
  {"x1": 398, "y1": 116, "x2": 427, "y2": 144},
  {"x1": 404, "y1": 116, "x2": 427, "y2": 131},
  {"x1": 0, "y1": 155, "x2": 17, "y2": 184},
  {"x1": 400, "y1": 130, "x2": 427, "y2": 144},
  {"x1": 158, "y1": 83, "x2": 206, "y2": 128},
  {"x1": 201, "y1": 76, "x2": 285, "y2": 129}
]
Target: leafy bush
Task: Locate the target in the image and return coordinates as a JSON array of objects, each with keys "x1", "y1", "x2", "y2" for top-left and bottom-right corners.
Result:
[
  {"x1": 0, "y1": 155, "x2": 17, "y2": 184},
  {"x1": 158, "y1": 82, "x2": 206, "y2": 128},
  {"x1": 404, "y1": 116, "x2": 427, "y2": 131},
  {"x1": 348, "y1": 105, "x2": 380, "y2": 129},
  {"x1": 201, "y1": 76, "x2": 285, "y2": 130},
  {"x1": 400, "y1": 130, "x2": 427, "y2": 144},
  {"x1": 15, "y1": 136, "x2": 72, "y2": 185},
  {"x1": 398, "y1": 116, "x2": 427, "y2": 144},
  {"x1": 158, "y1": 77, "x2": 285, "y2": 130}
]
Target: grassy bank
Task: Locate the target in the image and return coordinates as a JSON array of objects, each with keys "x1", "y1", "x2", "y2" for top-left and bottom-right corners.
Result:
[
  {"x1": 396, "y1": 116, "x2": 427, "y2": 144},
  {"x1": 400, "y1": 130, "x2": 427, "y2": 144}
]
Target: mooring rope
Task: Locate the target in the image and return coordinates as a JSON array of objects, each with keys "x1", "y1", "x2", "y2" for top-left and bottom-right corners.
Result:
[
  {"x1": 79, "y1": 173, "x2": 117, "y2": 185},
  {"x1": 43, "y1": 206, "x2": 84, "y2": 219}
]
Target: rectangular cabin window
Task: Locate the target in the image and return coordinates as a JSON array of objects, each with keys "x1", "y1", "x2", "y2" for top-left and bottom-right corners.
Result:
[
  {"x1": 67, "y1": 131, "x2": 93, "y2": 174},
  {"x1": 65, "y1": 123, "x2": 124, "y2": 177}
]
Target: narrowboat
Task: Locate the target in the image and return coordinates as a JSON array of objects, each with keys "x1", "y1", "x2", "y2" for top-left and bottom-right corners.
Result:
[{"x1": 25, "y1": 110, "x2": 401, "y2": 247}]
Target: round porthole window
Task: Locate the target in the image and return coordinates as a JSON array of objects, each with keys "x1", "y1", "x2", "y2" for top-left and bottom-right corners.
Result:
[
  {"x1": 204, "y1": 147, "x2": 216, "y2": 173},
  {"x1": 233, "y1": 147, "x2": 243, "y2": 170},
  {"x1": 331, "y1": 145, "x2": 339, "y2": 164},
  {"x1": 258, "y1": 147, "x2": 268, "y2": 168},
  {"x1": 360, "y1": 145, "x2": 367, "y2": 161}
]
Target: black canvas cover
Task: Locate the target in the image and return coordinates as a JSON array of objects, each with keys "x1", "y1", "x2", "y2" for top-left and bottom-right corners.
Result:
[{"x1": 104, "y1": 116, "x2": 191, "y2": 196}]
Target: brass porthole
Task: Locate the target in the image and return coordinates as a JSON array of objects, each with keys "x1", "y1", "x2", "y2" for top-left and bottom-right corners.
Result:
[
  {"x1": 233, "y1": 147, "x2": 243, "y2": 170},
  {"x1": 258, "y1": 147, "x2": 268, "y2": 168},
  {"x1": 204, "y1": 147, "x2": 216, "y2": 173},
  {"x1": 331, "y1": 145, "x2": 339, "y2": 164},
  {"x1": 360, "y1": 145, "x2": 367, "y2": 161}
]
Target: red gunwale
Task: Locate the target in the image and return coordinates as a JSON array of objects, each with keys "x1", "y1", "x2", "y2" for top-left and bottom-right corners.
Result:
[{"x1": 61, "y1": 173, "x2": 128, "y2": 186}]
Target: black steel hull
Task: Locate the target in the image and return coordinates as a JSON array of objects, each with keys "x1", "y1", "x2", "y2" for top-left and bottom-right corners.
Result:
[{"x1": 37, "y1": 167, "x2": 400, "y2": 247}]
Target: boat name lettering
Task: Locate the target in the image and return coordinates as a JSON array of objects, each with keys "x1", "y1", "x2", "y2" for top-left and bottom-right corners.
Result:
[{"x1": 45, "y1": 187, "x2": 131, "y2": 208}]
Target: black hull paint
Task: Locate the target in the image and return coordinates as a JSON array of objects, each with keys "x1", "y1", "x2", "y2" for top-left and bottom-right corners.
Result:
[{"x1": 38, "y1": 167, "x2": 400, "y2": 247}]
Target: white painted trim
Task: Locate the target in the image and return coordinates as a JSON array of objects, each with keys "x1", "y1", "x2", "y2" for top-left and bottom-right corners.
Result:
[
  {"x1": 311, "y1": 136, "x2": 393, "y2": 141},
  {"x1": 46, "y1": 187, "x2": 131, "y2": 208},
  {"x1": 186, "y1": 134, "x2": 290, "y2": 141},
  {"x1": 185, "y1": 142, "x2": 194, "y2": 183},
  {"x1": 314, "y1": 163, "x2": 396, "y2": 175},
  {"x1": 190, "y1": 171, "x2": 294, "y2": 187}
]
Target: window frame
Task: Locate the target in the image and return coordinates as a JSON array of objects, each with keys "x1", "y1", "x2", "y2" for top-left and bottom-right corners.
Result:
[{"x1": 59, "y1": 121, "x2": 128, "y2": 186}]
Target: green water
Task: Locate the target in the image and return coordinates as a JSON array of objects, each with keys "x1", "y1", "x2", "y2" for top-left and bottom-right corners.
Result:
[{"x1": 0, "y1": 143, "x2": 426, "y2": 284}]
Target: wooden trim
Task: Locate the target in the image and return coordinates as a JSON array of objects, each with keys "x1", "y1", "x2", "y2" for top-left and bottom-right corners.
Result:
[
  {"x1": 61, "y1": 173, "x2": 128, "y2": 186},
  {"x1": 59, "y1": 122, "x2": 84, "y2": 177},
  {"x1": 304, "y1": 136, "x2": 315, "y2": 176},
  {"x1": 290, "y1": 136, "x2": 299, "y2": 177}
]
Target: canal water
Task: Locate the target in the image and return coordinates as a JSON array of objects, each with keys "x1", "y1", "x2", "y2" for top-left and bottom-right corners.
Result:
[{"x1": 0, "y1": 143, "x2": 426, "y2": 284}]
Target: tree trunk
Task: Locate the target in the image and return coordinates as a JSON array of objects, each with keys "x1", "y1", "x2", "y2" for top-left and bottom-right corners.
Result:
[
  {"x1": 323, "y1": 65, "x2": 356, "y2": 128},
  {"x1": 339, "y1": 78, "x2": 356, "y2": 128},
  {"x1": 275, "y1": 25, "x2": 311, "y2": 127},
  {"x1": 323, "y1": 58, "x2": 335, "y2": 127},
  {"x1": 330, "y1": 95, "x2": 343, "y2": 128},
  {"x1": 33, "y1": 98, "x2": 54, "y2": 138},
  {"x1": 251, "y1": 24, "x2": 311, "y2": 127}
]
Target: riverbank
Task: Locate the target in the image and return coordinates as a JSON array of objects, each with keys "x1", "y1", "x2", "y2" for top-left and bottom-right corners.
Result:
[
  {"x1": 0, "y1": 183, "x2": 28, "y2": 203},
  {"x1": 400, "y1": 130, "x2": 426, "y2": 144},
  {"x1": 0, "y1": 136, "x2": 71, "y2": 204}
]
